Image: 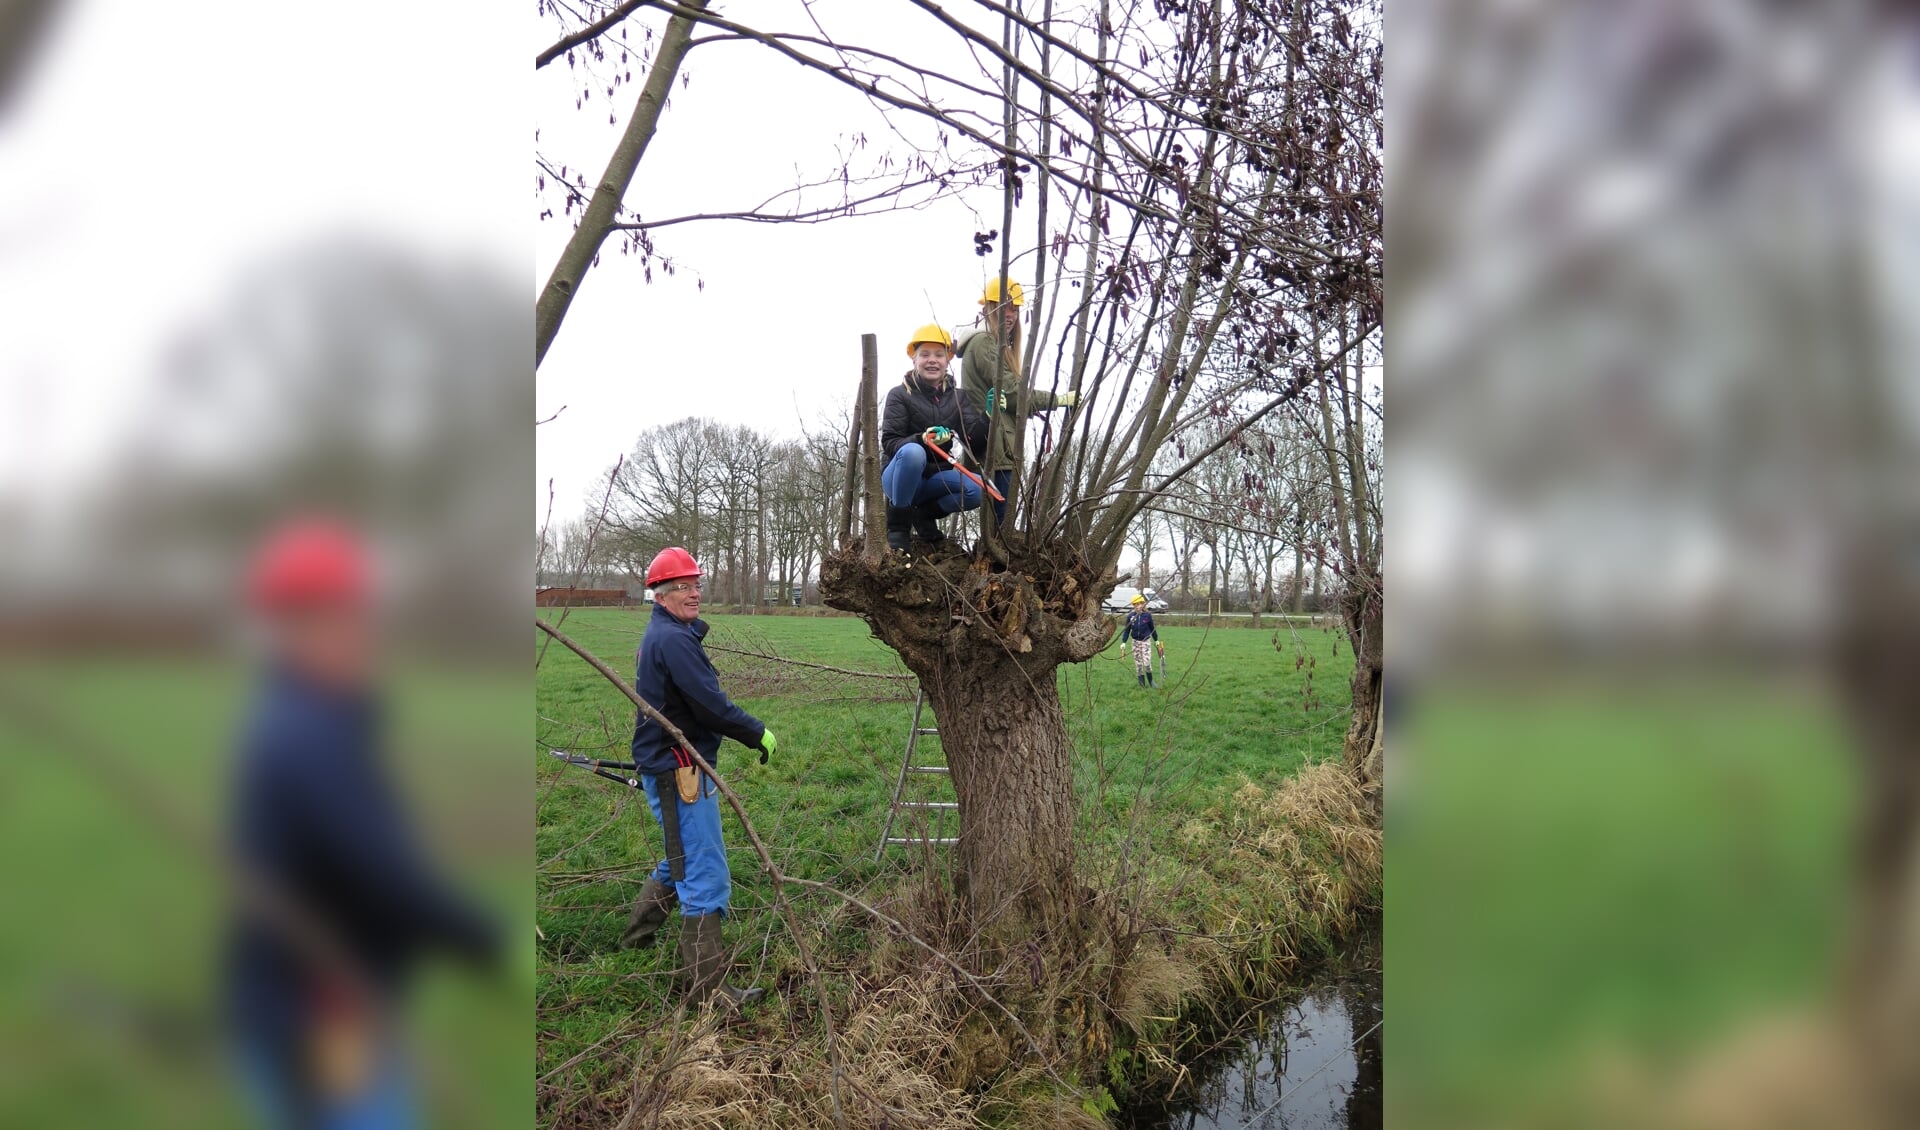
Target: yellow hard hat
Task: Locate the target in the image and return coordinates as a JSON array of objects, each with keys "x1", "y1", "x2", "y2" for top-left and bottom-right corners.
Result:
[
  {"x1": 1129, "y1": 593, "x2": 1146, "y2": 605},
  {"x1": 906, "y1": 324, "x2": 954, "y2": 357},
  {"x1": 980, "y1": 279, "x2": 1025, "y2": 306}
]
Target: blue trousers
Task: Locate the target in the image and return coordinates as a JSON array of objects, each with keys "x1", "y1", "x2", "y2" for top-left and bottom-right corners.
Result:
[
  {"x1": 882, "y1": 444, "x2": 981, "y2": 512},
  {"x1": 990, "y1": 470, "x2": 1011, "y2": 523},
  {"x1": 236, "y1": 1041, "x2": 416, "y2": 1130},
  {"x1": 641, "y1": 771, "x2": 731, "y2": 916}
]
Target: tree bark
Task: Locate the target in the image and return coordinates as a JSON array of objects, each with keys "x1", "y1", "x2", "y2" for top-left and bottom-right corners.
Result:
[
  {"x1": 859, "y1": 336, "x2": 884, "y2": 561},
  {"x1": 1340, "y1": 564, "x2": 1383, "y2": 813},
  {"x1": 821, "y1": 538, "x2": 1113, "y2": 938},
  {"x1": 755, "y1": 469, "x2": 769, "y2": 612},
  {"x1": 838, "y1": 382, "x2": 864, "y2": 549},
  {"x1": 534, "y1": 0, "x2": 709, "y2": 368},
  {"x1": 922, "y1": 652, "x2": 1079, "y2": 935}
]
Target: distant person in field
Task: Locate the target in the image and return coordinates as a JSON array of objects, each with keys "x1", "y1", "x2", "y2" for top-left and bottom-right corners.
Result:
[
  {"x1": 225, "y1": 518, "x2": 501, "y2": 1130},
  {"x1": 956, "y1": 278, "x2": 1078, "y2": 523},
  {"x1": 879, "y1": 323, "x2": 988, "y2": 552},
  {"x1": 622, "y1": 547, "x2": 773, "y2": 1008},
  {"x1": 1119, "y1": 592, "x2": 1164, "y2": 688}
]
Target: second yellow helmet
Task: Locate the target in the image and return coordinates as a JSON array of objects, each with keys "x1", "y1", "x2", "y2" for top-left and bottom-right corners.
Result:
[
  {"x1": 906, "y1": 323, "x2": 955, "y2": 357},
  {"x1": 980, "y1": 279, "x2": 1025, "y2": 306}
]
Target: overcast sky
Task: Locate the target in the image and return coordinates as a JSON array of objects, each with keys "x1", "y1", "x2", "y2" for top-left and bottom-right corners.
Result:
[
  {"x1": 534, "y1": 0, "x2": 1060, "y2": 522},
  {"x1": 0, "y1": 0, "x2": 523, "y2": 507}
]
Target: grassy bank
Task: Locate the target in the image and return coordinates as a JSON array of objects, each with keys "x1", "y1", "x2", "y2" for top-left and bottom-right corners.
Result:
[
  {"x1": 1390, "y1": 675, "x2": 1856, "y2": 1129},
  {"x1": 534, "y1": 609, "x2": 1370, "y2": 1126}
]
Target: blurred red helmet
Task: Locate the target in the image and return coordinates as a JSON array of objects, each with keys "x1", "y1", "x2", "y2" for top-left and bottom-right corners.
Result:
[
  {"x1": 645, "y1": 547, "x2": 702, "y2": 588},
  {"x1": 246, "y1": 518, "x2": 371, "y2": 612}
]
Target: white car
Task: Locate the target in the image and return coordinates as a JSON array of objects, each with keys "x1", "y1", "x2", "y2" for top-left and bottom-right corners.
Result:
[{"x1": 1102, "y1": 587, "x2": 1170, "y2": 614}]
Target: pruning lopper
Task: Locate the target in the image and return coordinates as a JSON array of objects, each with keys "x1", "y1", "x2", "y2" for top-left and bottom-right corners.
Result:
[{"x1": 922, "y1": 427, "x2": 1004, "y2": 503}]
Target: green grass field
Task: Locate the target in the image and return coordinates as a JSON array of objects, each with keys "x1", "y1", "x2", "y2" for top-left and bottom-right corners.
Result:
[
  {"x1": 10, "y1": 617, "x2": 1846, "y2": 1127},
  {"x1": 1389, "y1": 675, "x2": 1858, "y2": 1127},
  {"x1": 533, "y1": 609, "x2": 1356, "y2": 1109}
]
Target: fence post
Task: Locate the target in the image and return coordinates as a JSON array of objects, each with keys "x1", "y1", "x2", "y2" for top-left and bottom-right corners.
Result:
[
  {"x1": 838, "y1": 378, "x2": 864, "y2": 549},
  {"x1": 860, "y1": 334, "x2": 885, "y2": 561}
]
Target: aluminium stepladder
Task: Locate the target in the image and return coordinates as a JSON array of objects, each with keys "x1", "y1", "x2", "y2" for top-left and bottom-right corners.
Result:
[{"x1": 874, "y1": 688, "x2": 959, "y2": 861}]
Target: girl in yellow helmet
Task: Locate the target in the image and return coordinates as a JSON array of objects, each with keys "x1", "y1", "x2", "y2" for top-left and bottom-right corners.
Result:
[
  {"x1": 958, "y1": 279, "x2": 1077, "y2": 521},
  {"x1": 878, "y1": 325, "x2": 988, "y2": 552}
]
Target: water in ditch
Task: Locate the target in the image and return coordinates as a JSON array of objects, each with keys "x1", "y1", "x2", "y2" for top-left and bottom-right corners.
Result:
[{"x1": 1116, "y1": 948, "x2": 1382, "y2": 1130}]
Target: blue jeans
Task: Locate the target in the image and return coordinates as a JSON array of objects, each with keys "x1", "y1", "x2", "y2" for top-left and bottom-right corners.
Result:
[
  {"x1": 236, "y1": 1041, "x2": 416, "y2": 1130},
  {"x1": 642, "y1": 771, "x2": 731, "y2": 916},
  {"x1": 882, "y1": 444, "x2": 981, "y2": 513},
  {"x1": 990, "y1": 470, "x2": 1011, "y2": 523}
]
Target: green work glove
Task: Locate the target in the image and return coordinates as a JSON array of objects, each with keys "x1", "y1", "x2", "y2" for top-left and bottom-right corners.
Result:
[
  {"x1": 923, "y1": 426, "x2": 953, "y2": 447},
  {"x1": 1056, "y1": 390, "x2": 1079, "y2": 409},
  {"x1": 756, "y1": 728, "x2": 777, "y2": 764}
]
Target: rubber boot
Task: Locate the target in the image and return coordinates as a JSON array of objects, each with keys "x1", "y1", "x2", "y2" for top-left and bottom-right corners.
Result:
[
  {"x1": 619, "y1": 876, "x2": 677, "y2": 949},
  {"x1": 1136, "y1": 672, "x2": 1145, "y2": 688},
  {"x1": 885, "y1": 506, "x2": 913, "y2": 552},
  {"x1": 910, "y1": 503, "x2": 947, "y2": 545},
  {"x1": 678, "y1": 912, "x2": 765, "y2": 1008}
]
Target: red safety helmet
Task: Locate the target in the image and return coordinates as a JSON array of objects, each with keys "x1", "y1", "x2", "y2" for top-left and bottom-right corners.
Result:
[
  {"x1": 645, "y1": 547, "x2": 703, "y2": 588},
  {"x1": 246, "y1": 517, "x2": 371, "y2": 612}
]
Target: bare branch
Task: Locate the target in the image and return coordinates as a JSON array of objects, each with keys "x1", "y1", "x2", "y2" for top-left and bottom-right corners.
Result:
[{"x1": 535, "y1": 0, "x2": 654, "y2": 70}]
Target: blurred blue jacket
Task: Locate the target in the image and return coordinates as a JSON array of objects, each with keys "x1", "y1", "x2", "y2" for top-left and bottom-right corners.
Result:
[
  {"x1": 629, "y1": 602, "x2": 766, "y2": 777},
  {"x1": 224, "y1": 666, "x2": 499, "y2": 1061}
]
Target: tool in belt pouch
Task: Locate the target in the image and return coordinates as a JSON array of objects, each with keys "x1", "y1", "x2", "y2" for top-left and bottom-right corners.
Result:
[
  {"x1": 655, "y1": 747, "x2": 701, "y2": 882},
  {"x1": 674, "y1": 752, "x2": 700, "y2": 804},
  {"x1": 308, "y1": 977, "x2": 375, "y2": 1099}
]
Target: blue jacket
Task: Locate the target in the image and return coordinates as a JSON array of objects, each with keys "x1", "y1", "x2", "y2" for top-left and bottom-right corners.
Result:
[
  {"x1": 630, "y1": 603, "x2": 766, "y2": 776},
  {"x1": 224, "y1": 667, "x2": 499, "y2": 1057},
  {"x1": 1123, "y1": 611, "x2": 1159, "y2": 641}
]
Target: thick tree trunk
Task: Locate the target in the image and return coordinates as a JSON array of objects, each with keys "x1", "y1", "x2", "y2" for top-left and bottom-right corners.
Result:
[
  {"x1": 921, "y1": 655, "x2": 1079, "y2": 934},
  {"x1": 821, "y1": 536, "x2": 1113, "y2": 937},
  {"x1": 1292, "y1": 534, "x2": 1304, "y2": 614},
  {"x1": 1340, "y1": 565, "x2": 1383, "y2": 814},
  {"x1": 1835, "y1": 533, "x2": 1920, "y2": 1120}
]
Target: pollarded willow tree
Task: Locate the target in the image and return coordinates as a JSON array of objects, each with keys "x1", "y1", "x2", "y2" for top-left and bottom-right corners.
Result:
[
  {"x1": 533, "y1": 0, "x2": 1381, "y2": 946},
  {"x1": 820, "y1": 0, "x2": 1383, "y2": 941}
]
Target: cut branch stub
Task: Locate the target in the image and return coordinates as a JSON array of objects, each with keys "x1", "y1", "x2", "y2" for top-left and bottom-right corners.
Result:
[{"x1": 820, "y1": 537, "x2": 1115, "y2": 678}]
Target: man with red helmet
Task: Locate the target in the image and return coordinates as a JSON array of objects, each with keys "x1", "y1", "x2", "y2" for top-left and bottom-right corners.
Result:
[
  {"x1": 621, "y1": 546, "x2": 774, "y2": 1007},
  {"x1": 226, "y1": 518, "x2": 501, "y2": 1129}
]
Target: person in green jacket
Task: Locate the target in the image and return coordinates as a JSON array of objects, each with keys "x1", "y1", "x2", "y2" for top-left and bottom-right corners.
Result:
[{"x1": 958, "y1": 279, "x2": 1077, "y2": 522}]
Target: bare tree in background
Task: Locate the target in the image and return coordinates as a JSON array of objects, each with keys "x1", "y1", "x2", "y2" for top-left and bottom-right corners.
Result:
[
  {"x1": 589, "y1": 413, "x2": 852, "y2": 605},
  {"x1": 1125, "y1": 508, "x2": 1158, "y2": 594},
  {"x1": 538, "y1": 515, "x2": 610, "y2": 588}
]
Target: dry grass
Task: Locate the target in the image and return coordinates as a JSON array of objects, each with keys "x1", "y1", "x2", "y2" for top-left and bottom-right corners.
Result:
[
  {"x1": 1164, "y1": 761, "x2": 1384, "y2": 984},
  {"x1": 1109, "y1": 943, "x2": 1204, "y2": 1036},
  {"x1": 1553, "y1": 1008, "x2": 1882, "y2": 1130},
  {"x1": 1095, "y1": 760, "x2": 1383, "y2": 1103},
  {"x1": 639, "y1": 983, "x2": 982, "y2": 1130},
  {"x1": 593, "y1": 761, "x2": 1381, "y2": 1129}
]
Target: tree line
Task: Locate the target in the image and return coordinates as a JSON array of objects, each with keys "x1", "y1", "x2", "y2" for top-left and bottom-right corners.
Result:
[
  {"x1": 537, "y1": 391, "x2": 1375, "y2": 621},
  {"x1": 538, "y1": 413, "x2": 847, "y2": 609}
]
